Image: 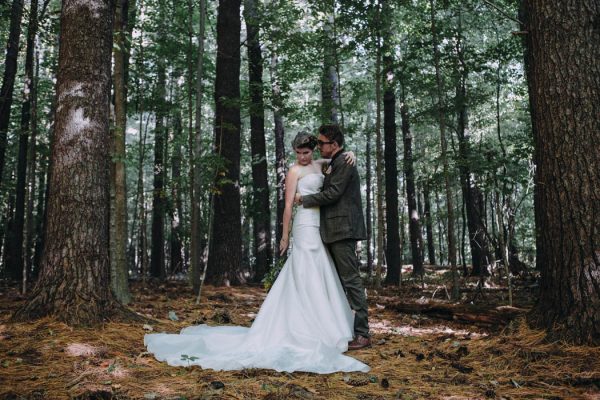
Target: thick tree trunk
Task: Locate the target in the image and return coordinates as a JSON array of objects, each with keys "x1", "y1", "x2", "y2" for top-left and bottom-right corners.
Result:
[
  {"x1": 400, "y1": 100, "x2": 424, "y2": 277},
  {"x1": 150, "y1": 59, "x2": 167, "y2": 279},
  {"x1": 270, "y1": 51, "x2": 286, "y2": 265},
  {"x1": 12, "y1": 0, "x2": 128, "y2": 326},
  {"x1": 382, "y1": 63, "x2": 401, "y2": 285},
  {"x1": 0, "y1": 0, "x2": 24, "y2": 191},
  {"x1": 110, "y1": 0, "x2": 131, "y2": 303},
  {"x1": 190, "y1": 0, "x2": 206, "y2": 292},
  {"x1": 525, "y1": 0, "x2": 600, "y2": 345},
  {"x1": 244, "y1": 0, "x2": 272, "y2": 283},
  {"x1": 206, "y1": 0, "x2": 243, "y2": 286}
]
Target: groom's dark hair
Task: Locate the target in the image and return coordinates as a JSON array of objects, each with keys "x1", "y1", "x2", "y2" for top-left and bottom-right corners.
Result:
[{"x1": 318, "y1": 124, "x2": 344, "y2": 147}]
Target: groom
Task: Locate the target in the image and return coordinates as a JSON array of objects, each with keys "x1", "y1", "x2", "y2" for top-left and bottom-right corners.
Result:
[{"x1": 295, "y1": 124, "x2": 371, "y2": 350}]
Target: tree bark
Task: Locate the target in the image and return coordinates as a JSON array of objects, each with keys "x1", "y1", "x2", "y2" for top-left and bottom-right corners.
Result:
[
  {"x1": 169, "y1": 111, "x2": 184, "y2": 275},
  {"x1": 4, "y1": 0, "x2": 37, "y2": 284},
  {"x1": 12, "y1": 0, "x2": 129, "y2": 326},
  {"x1": 321, "y1": 1, "x2": 340, "y2": 124},
  {"x1": 150, "y1": 57, "x2": 167, "y2": 279},
  {"x1": 0, "y1": 0, "x2": 24, "y2": 192},
  {"x1": 381, "y1": 5, "x2": 401, "y2": 285},
  {"x1": 525, "y1": 0, "x2": 600, "y2": 345},
  {"x1": 244, "y1": 0, "x2": 272, "y2": 283},
  {"x1": 270, "y1": 51, "x2": 286, "y2": 265},
  {"x1": 206, "y1": 0, "x2": 243, "y2": 286},
  {"x1": 454, "y1": 16, "x2": 493, "y2": 277},
  {"x1": 400, "y1": 98, "x2": 424, "y2": 277},
  {"x1": 374, "y1": 1, "x2": 385, "y2": 287},
  {"x1": 365, "y1": 109, "x2": 374, "y2": 274},
  {"x1": 110, "y1": 0, "x2": 131, "y2": 303},
  {"x1": 430, "y1": 0, "x2": 458, "y2": 299},
  {"x1": 190, "y1": 0, "x2": 205, "y2": 292},
  {"x1": 423, "y1": 183, "x2": 436, "y2": 264}
]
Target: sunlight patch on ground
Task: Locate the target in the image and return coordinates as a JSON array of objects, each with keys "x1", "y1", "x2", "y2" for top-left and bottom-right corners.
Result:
[
  {"x1": 66, "y1": 343, "x2": 98, "y2": 357},
  {"x1": 369, "y1": 320, "x2": 487, "y2": 339}
]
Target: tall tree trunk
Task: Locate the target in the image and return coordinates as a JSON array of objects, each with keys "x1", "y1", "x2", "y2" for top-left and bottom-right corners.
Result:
[
  {"x1": 0, "y1": 0, "x2": 24, "y2": 191},
  {"x1": 374, "y1": 1, "x2": 385, "y2": 287},
  {"x1": 525, "y1": 0, "x2": 600, "y2": 345},
  {"x1": 13, "y1": 0, "x2": 128, "y2": 325},
  {"x1": 244, "y1": 0, "x2": 272, "y2": 283},
  {"x1": 150, "y1": 57, "x2": 167, "y2": 279},
  {"x1": 400, "y1": 97, "x2": 424, "y2": 277},
  {"x1": 270, "y1": 50, "x2": 286, "y2": 265},
  {"x1": 190, "y1": 0, "x2": 206, "y2": 293},
  {"x1": 454, "y1": 14, "x2": 492, "y2": 277},
  {"x1": 365, "y1": 109, "x2": 374, "y2": 275},
  {"x1": 5, "y1": 0, "x2": 37, "y2": 284},
  {"x1": 110, "y1": 0, "x2": 131, "y2": 303},
  {"x1": 23, "y1": 57, "x2": 39, "y2": 287},
  {"x1": 321, "y1": 1, "x2": 340, "y2": 124},
  {"x1": 430, "y1": 0, "x2": 458, "y2": 298},
  {"x1": 423, "y1": 183, "x2": 436, "y2": 264},
  {"x1": 170, "y1": 111, "x2": 184, "y2": 274},
  {"x1": 206, "y1": 0, "x2": 243, "y2": 286},
  {"x1": 382, "y1": 52, "x2": 401, "y2": 285}
]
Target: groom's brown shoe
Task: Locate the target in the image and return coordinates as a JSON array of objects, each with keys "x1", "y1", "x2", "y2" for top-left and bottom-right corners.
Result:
[{"x1": 348, "y1": 335, "x2": 371, "y2": 351}]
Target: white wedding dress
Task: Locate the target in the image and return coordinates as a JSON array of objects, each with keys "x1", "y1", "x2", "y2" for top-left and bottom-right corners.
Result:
[{"x1": 144, "y1": 173, "x2": 369, "y2": 373}]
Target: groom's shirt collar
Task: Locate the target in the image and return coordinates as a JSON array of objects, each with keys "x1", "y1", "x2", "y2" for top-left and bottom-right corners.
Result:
[{"x1": 329, "y1": 148, "x2": 344, "y2": 166}]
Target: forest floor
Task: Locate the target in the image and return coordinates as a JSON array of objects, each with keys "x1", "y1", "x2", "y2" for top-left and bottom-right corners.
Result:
[{"x1": 1, "y1": 267, "x2": 599, "y2": 400}]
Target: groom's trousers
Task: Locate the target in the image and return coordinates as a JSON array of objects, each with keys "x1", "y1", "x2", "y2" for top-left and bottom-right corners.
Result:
[{"x1": 328, "y1": 239, "x2": 370, "y2": 338}]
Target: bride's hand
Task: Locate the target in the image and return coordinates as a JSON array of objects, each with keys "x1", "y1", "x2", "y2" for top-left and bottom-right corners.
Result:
[
  {"x1": 279, "y1": 237, "x2": 289, "y2": 256},
  {"x1": 344, "y1": 151, "x2": 356, "y2": 166}
]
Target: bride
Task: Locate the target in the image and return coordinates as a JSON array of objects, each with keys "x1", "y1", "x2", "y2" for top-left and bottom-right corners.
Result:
[{"x1": 144, "y1": 132, "x2": 370, "y2": 374}]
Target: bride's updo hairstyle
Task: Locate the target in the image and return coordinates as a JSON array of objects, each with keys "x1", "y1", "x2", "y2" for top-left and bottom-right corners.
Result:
[{"x1": 292, "y1": 131, "x2": 318, "y2": 150}]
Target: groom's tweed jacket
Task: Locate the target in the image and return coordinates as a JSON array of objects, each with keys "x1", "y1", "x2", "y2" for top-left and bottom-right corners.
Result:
[{"x1": 302, "y1": 151, "x2": 367, "y2": 244}]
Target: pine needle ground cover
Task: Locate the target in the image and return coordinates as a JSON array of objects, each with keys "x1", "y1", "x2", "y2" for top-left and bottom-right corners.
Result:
[{"x1": 1, "y1": 278, "x2": 599, "y2": 400}]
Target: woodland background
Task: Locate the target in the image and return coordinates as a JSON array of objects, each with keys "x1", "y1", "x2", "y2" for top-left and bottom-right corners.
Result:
[{"x1": 0, "y1": 0, "x2": 599, "y2": 397}]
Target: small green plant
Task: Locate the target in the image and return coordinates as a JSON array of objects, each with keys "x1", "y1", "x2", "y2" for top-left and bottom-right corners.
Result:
[
  {"x1": 262, "y1": 257, "x2": 287, "y2": 291},
  {"x1": 180, "y1": 354, "x2": 199, "y2": 366}
]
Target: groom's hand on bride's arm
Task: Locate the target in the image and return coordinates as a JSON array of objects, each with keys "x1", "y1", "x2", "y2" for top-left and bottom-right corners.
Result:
[{"x1": 294, "y1": 193, "x2": 302, "y2": 205}]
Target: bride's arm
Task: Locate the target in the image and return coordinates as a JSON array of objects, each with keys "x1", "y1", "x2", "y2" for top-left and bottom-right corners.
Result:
[{"x1": 280, "y1": 165, "x2": 300, "y2": 256}]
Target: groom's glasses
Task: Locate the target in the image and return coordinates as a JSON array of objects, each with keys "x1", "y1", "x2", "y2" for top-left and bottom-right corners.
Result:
[{"x1": 317, "y1": 140, "x2": 335, "y2": 146}]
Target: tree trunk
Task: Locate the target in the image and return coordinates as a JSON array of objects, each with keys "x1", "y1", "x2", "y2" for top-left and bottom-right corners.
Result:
[
  {"x1": 270, "y1": 51, "x2": 286, "y2": 265},
  {"x1": 321, "y1": 1, "x2": 340, "y2": 124},
  {"x1": 374, "y1": 2, "x2": 385, "y2": 287},
  {"x1": 430, "y1": 0, "x2": 458, "y2": 299},
  {"x1": 12, "y1": 0, "x2": 128, "y2": 326},
  {"x1": 110, "y1": 0, "x2": 131, "y2": 303},
  {"x1": 5, "y1": 0, "x2": 37, "y2": 284},
  {"x1": 0, "y1": 0, "x2": 24, "y2": 191},
  {"x1": 169, "y1": 111, "x2": 184, "y2": 275},
  {"x1": 150, "y1": 58, "x2": 167, "y2": 279},
  {"x1": 206, "y1": 0, "x2": 243, "y2": 286},
  {"x1": 400, "y1": 98, "x2": 424, "y2": 277},
  {"x1": 423, "y1": 183, "x2": 436, "y2": 264},
  {"x1": 190, "y1": 0, "x2": 206, "y2": 293},
  {"x1": 365, "y1": 110, "x2": 374, "y2": 274},
  {"x1": 382, "y1": 52, "x2": 401, "y2": 286},
  {"x1": 525, "y1": 0, "x2": 600, "y2": 345},
  {"x1": 454, "y1": 17, "x2": 493, "y2": 277},
  {"x1": 244, "y1": 0, "x2": 272, "y2": 283}
]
